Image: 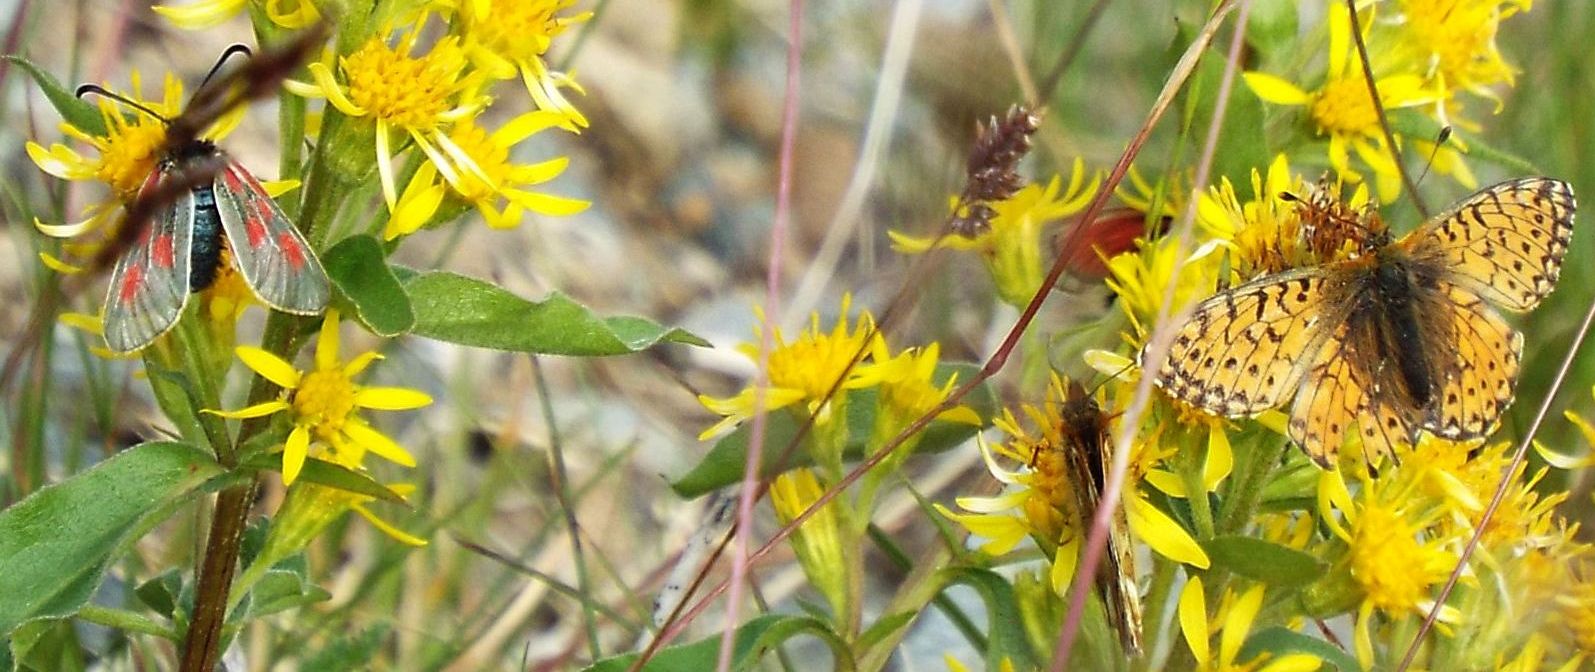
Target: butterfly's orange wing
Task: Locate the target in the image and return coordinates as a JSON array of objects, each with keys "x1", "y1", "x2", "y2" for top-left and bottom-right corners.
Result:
[
  {"x1": 1416, "y1": 282, "x2": 1524, "y2": 440},
  {"x1": 1407, "y1": 177, "x2": 1576, "y2": 312},
  {"x1": 1152, "y1": 269, "x2": 1352, "y2": 418}
]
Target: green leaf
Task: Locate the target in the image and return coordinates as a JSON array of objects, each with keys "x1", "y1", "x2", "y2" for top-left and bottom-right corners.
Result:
[
  {"x1": 234, "y1": 562, "x2": 330, "y2": 621},
  {"x1": 856, "y1": 611, "x2": 916, "y2": 651},
  {"x1": 1246, "y1": 0, "x2": 1299, "y2": 65},
  {"x1": 938, "y1": 568, "x2": 1040, "y2": 671},
  {"x1": 0, "y1": 442, "x2": 222, "y2": 636},
  {"x1": 322, "y1": 235, "x2": 415, "y2": 337},
  {"x1": 134, "y1": 570, "x2": 184, "y2": 620},
  {"x1": 671, "y1": 363, "x2": 996, "y2": 498},
  {"x1": 1384, "y1": 111, "x2": 1540, "y2": 175},
  {"x1": 1201, "y1": 535, "x2": 1325, "y2": 587},
  {"x1": 404, "y1": 271, "x2": 710, "y2": 355},
  {"x1": 1237, "y1": 626, "x2": 1360, "y2": 672},
  {"x1": 2, "y1": 56, "x2": 105, "y2": 136},
  {"x1": 582, "y1": 613, "x2": 853, "y2": 672},
  {"x1": 301, "y1": 626, "x2": 390, "y2": 670},
  {"x1": 239, "y1": 452, "x2": 409, "y2": 505},
  {"x1": 1191, "y1": 54, "x2": 1270, "y2": 194}
]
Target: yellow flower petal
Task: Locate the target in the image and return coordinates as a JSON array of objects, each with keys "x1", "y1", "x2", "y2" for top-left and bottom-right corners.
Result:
[
  {"x1": 237, "y1": 347, "x2": 302, "y2": 388},
  {"x1": 343, "y1": 420, "x2": 417, "y2": 467},
  {"x1": 1203, "y1": 424, "x2": 1234, "y2": 491},
  {"x1": 351, "y1": 503, "x2": 428, "y2": 546},
  {"x1": 506, "y1": 191, "x2": 591, "y2": 217},
  {"x1": 152, "y1": 0, "x2": 246, "y2": 28},
  {"x1": 934, "y1": 504, "x2": 1028, "y2": 556},
  {"x1": 1127, "y1": 494, "x2": 1210, "y2": 568},
  {"x1": 1144, "y1": 469, "x2": 1187, "y2": 497},
  {"x1": 1050, "y1": 533, "x2": 1081, "y2": 596},
  {"x1": 204, "y1": 400, "x2": 290, "y2": 419},
  {"x1": 344, "y1": 351, "x2": 384, "y2": 377},
  {"x1": 1220, "y1": 586, "x2": 1264, "y2": 666},
  {"x1": 1179, "y1": 577, "x2": 1210, "y2": 664},
  {"x1": 1243, "y1": 72, "x2": 1311, "y2": 105},
  {"x1": 354, "y1": 387, "x2": 433, "y2": 410},
  {"x1": 953, "y1": 490, "x2": 1030, "y2": 514},
  {"x1": 316, "y1": 310, "x2": 342, "y2": 371},
  {"x1": 282, "y1": 424, "x2": 311, "y2": 486},
  {"x1": 307, "y1": 62, "x2": 366, "y2": 116}
]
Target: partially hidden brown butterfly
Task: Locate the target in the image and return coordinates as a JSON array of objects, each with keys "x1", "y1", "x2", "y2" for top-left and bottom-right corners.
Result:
[
  {"x1": 1144, "y1": 177, "x2": 1576, "y2": 467},
  {"x1": 1043, "y1": 380, "x2": 1144, "y2": 656}
]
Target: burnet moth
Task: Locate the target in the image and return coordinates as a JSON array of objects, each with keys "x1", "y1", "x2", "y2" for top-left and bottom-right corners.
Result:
[{"x1": 78, "y1": 44, "x2": 330, "y2": 353}]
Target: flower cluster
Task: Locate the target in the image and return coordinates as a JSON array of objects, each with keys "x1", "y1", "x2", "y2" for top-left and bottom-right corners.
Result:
[{"x1": 1244, "y1": 1, "x2": 1523, "y2": 200}]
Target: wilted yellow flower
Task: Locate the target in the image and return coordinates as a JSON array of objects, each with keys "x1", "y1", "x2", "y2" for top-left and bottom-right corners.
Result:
[{"x1": 770, "y1": 469, "x2": 849, "y2": 620}]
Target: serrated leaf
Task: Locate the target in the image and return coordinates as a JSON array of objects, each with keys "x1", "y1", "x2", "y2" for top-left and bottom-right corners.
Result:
[
  {"x1": 0, "y1": 442, "x2": 222, "y2": 635},
  {"x1": 404, "y1": 271, "x2": 709, "y2": 355},
  {"x1": 582, "y1": 613, "x2": 853, "y2": 672},
  {"x1": 4, "y1": 56, "x2": 105, "y2": 136},
  {"x1": 671, "y1": 363, "x2": 995, "y2": 498},
  {"x1": 322, "y1": 235, "x2": 414, "y2": 337},
  {"x1": 1202, "y1": 535, "x2": 1325, "y2": 587},
  {"x1": 1237, "y1": 626, "x2": 1360, "y2": 672},
  {"x1": 239, "y1": 452, "x2": 409, "y2": 505}
]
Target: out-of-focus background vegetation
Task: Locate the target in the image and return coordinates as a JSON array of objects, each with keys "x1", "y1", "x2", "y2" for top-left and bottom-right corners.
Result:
[{"x1": 2, "y1": 1, "x2": 1594, "y2": 668}]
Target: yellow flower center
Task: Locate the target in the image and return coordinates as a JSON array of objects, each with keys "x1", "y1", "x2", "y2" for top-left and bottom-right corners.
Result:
[
  {"x1": 293, "y1": 368, "x2": 357, "y2": 440},
  {"x1": 1400, "y1": 0, "x2": 1505, "y2": 83},
  {"x1": 1565, "y1": 578, "x2": 1595, "y2": 655},
  {"x1": 470, "y1": 0, "x2": 574, "y2": 62},
  {"x1": 766, "y1": 324, "x2": 870, "y2": 402},
  {"x1": 1311, "y1": 77, "x2": 1380, "y2": 137},
  {"x1": 96, "y1": 118, "x2": 167, "y2": 200},
  {"x1": 1349, "y1": 505, "x2": 1440, "y2": 612},
  {"x1": 342, "y1": 36, "x2": 467, "y2": 129},
  {"x1": 446, "y1": 121, "x2": 508, "y2": 202}
]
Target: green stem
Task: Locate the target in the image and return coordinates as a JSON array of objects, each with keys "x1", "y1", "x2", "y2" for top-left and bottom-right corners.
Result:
[
  {"x1": 529, "y1": 356, "x2": 603, "y2": 662},
  {"x1": 77, "y1": 605, "x2": 177, "y2": 641},
  {"x1": 1131, "y1": 559, "x2": 1177, "y2": 672},
  {"x1": 1179, "y1": 452, "x2": 1215, "y2": 539},
  {"x1": 866, "y1": 524, "x2": 987, "y2": 652}
]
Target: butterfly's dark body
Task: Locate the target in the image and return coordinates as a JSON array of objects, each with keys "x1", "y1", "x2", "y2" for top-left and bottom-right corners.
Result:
[
  {"x1": 1361, "y1": 251, "x2": 1442, "y2": 412},
  {"x1": 188, "y1": 181, "x2": 225, "y2": 292},
  {"x1": 161, "y1": 139, "x2": 228, "y2": 293}
]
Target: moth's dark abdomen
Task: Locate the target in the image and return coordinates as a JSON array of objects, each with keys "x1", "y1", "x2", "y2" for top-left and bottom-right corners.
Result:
[
  {"x1": 1373, "y1": 261, "x2": 1436, "y2": 408},
  {"x1": 189, "y1": 184, "x2": 224, "y2": 292}
]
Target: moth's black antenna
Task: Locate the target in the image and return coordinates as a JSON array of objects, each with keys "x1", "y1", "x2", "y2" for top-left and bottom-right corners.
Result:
[
  {"x1": 1413, "y1": 126, "x2": 1453, "y2": 191},
  {"x1": 1085, "y1": 359, "x2": 1138, "y2": 398},
  {"x1": 75, "y1": 84, "x2": 169, "y2": 124},
  {"x1": 194, "y1": 43, "x2": 254, "y2": 100}
]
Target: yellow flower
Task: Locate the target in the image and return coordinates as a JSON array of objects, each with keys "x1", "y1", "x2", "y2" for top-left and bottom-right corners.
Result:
[
  {"x1": 697, "y1": 295, "x2": 877, "y2": 440},
  {"x1": 770, "y1": 469, "x2": 849, "y2": 620},
  {"x1": 1179, "y1": 578, "x2": 1322, "y2": 672},
  {"x1": 1561, "y1": 561, "x2": 1595, "y2": 662},
  {"x1": 290, "y1": 18, "x2": 488, "y2": 212},
  {"x1": 153, "y1": 0, "x2": 320, "y2": 29},
  {"x1": 1195, "y1": 154, "x2": 1314, "y2": 279},
  {"x1": 436, "y1": 111, "x2": 589, "y2": 230},
  {"x1": 1103, "y1": 224, "x2": 1225, "y2": 348},
  {"x1": 206, "y1": 310, "x2": 432, "y2": 486},
  {"x1": 1396, "y1": 0, "x2": 1528, "y2": 107},
  {"x1": 937, "y1": 374, "x2": 1208, "y2": 599},
  {"x1": 890, "y1": 162, "x2": 1100, "y2": 307},
  {"x1": 446, "y1": 0, "x2": 592, "y2": 127},
  {"x1": 1244, "y1": 4, "x2": 1440, "y2": 200}
]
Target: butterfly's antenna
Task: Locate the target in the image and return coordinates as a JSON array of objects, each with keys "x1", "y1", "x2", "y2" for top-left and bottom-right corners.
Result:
[
  {"x1": 75, "y1": 84, "x2": 169, "y2": 124},
  {"x1": 1085, "y1": 360, "x2": 1138, "y2": 398},
  {"x1": 1412, "y1": 126, "x2": 1453, "y2": 190},
  {"x1": 192, "y1": 43, "x2": 254, "y2": 104}
]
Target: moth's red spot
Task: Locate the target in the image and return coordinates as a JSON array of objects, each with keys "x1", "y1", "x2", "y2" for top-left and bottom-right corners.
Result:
[
  {"x1": 1057, "y1": 207, "x2": 1171, "y2": 281},
  {"x1": 245, "y1": 214, "x2": 268, "y2": 248},
  {"x1": 222, "y1": 168, "x2": 246, "y2": 193},
  {"x1": 278, "y1": 233, "x2": 306, "y2": 269},
  {"x1": 152, "y1": 233, "x2": 175, "y2": 269},
  {"x1": 119, "y1": 265, "x2": 144, "y2": 303}
]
